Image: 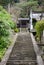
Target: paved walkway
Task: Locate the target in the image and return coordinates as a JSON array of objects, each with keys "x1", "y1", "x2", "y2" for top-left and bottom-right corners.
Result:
[{"x1": 6, "y1": 32, "x2": 37, "y2": 65}]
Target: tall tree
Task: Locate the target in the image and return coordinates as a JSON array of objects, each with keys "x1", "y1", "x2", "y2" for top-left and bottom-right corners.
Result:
[
  {"x1": 0, "y1": 0, "x2": 12, "y2": 5},
  {"x1": 16, "y1": 1, "x2": 38, "y2": 17},
  {"x1": 0, "y1": 0, "x2": 14, "y2": 13},
  {"x1": 38, "y1": 0, "x2": 44, "y2": 6}
]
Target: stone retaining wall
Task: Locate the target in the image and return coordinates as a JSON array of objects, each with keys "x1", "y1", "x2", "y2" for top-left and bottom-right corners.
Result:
[{"x1": 30, "y1": 33, "x2": 44, "y2": 65}]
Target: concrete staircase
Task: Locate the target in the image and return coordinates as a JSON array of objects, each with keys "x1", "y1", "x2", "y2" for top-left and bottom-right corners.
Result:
[
  {"x1": 6, "y1": 33, "x2": 37, "y2": 65},
  {"x1": 20, "y1": 28, "x2": 28, "y2": 32}
]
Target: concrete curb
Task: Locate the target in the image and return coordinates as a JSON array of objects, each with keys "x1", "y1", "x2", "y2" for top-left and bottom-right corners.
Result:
[
  {"x1": 30, "y1": 33, "x2": 44, "y2": 65},
  {"x1": 0, "y1": 33, "x2": 18, "y2": 65}
]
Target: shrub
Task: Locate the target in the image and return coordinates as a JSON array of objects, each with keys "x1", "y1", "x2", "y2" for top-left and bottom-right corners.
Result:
[
  {"x1": 0, "y1": 6, "x2": 16, "y2": 29},
  {"x1": 14, "y1": 28, "x2": 19, "y2": 33},
  {"x1": 0, "y1": 6, "x2": 17, "y2": 60},
  {"x1": 35, "y1": 20, "x2": 44, "y2": 41},
  {"x1": 0, "y1": 37, "x2": 10, "y2": 48},
  {"x1": 0, "y1": 20, "x2": 10, "y2": 36}
]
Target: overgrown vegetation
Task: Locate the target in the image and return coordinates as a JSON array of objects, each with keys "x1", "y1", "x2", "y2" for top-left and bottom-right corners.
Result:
[
  {"x1": 35, "y1": 20, "x2": 44, "y2": 41},
  {"x1": 16, "y1": 1, "x2": 38, "y2": 18},
  {"x1": 14, "y1": 28, "x2": 20, "y2": 33},
  {"x1": 0, "y1": 6, "x2": 17, "y2": 61}
]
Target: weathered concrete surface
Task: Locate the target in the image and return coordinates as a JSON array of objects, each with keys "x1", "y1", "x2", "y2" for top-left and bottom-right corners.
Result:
[
  {"x1": 6, "y1": 32, "x2": 37, "y2": 65},
  {"x1": 30, "y1": 33, "x2": 44, "y2": 65}
]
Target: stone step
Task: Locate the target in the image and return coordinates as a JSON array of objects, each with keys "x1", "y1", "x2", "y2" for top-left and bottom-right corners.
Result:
[
  {"x1": 7, "y1": 60, "x2": 37, "y2": 65},
  {"x1": 7, "y1": 63, "x2": 37, "y2": 65},
  {"x1": 15, "y1": 41, "x2": 33, "y2": 45},
  {"x1": 6, "y1": 33, "x2": 37, "y2": 65},
  {"x1": 21, "y1": 28, "x2": 28, "y2": 32},
  {"x1": 8, "y1": 56, "x2": 36, "y2": 60}
]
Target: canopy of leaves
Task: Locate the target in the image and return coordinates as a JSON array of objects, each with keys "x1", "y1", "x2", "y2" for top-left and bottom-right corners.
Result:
[
  {"x1": 0, "y1": 0, "x2": 13, "y2": 5},
  {"x1": 16, "y1": 0, "x2": 44, "y2": 18},
  {"x1": 0, "y1": 0, "x2": 19, "y2": 6},
  {"x1": 16, "y1": 1, "x2": 38, "y2": 8},
  {"x1": 16, "y1": 1, "x2": 38, "y2": 17},
  {"x1": 27, "y1": 0, "x2": 44, "y2": 5}
]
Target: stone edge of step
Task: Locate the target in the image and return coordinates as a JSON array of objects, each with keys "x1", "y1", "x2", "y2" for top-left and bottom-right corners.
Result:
[
  {"x1": 0, "y1": 33, "x2": 18, "y2": 65},
  {"x1": 30, "y1": 33, "x2": 44, "y2": 65}
]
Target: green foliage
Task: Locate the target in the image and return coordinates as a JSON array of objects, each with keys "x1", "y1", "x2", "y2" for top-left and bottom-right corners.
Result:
[
  {"x1": 0, "y1": 6, "x2": 16, "y2": 29},
  {"x1": 0, "y1": 0, "x2": 19, "y2": 6},
  {"x1": 0, "y1": 20, "x2": 10, "y2": 36},
  {"x1": 0, "y1": 37, "x2": 10, "y2": 48},
  {"x1": 16, "y1": 1, "x2": 38, "y2": 8},
  {"x1": 8, "y1": 21, "x2": 16, "y2": 29},
  {"x1": 16, "y1": 0, "x2": 44, "y2": 18},
  {"x1": 16, "y1": 1, "x2": 38, "y2": 18},
  {"x1": 20, "y1": 9, "x2": 28, "y2": 18},
  {"x1": 35, "y1": 20, "x2": 44, "y2": 40},
  {"x1": 0, "y1": 48, "x2": 6, "y2": 61},
  {"x1": 0, "y1": 0, "x2": 13, "y2": 5},
  {"x1": 0, "y1": 6, "x2": 16, "y2": 61},
  {"x1": 0, "y1": 6, "x2": 14, "y2": 37},
  {"x1": 14, "y1": 28, "x2": 19, "y2": 33},
  {"x1": 27, "y1": 0, "x2": 44, "y2": 5}
]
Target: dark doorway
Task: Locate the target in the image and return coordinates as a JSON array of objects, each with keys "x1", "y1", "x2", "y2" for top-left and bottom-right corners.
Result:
[
  {"x1": 17, "y1": 18, "x2": 29, "y2": 32},
  {"x1": 17, "y1": 18, "x2": 29, "y2": 28},
  {"x1": 32, "y1": 18, "x2": 37, "y2": 28}
]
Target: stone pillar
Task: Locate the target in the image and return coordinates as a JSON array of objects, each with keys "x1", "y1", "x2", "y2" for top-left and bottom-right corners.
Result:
[
  {"x1": 43, "y1": 30, "x2": 44, "y2": 43},
  {"x1": 30, "y1": 9, "x2": 33, "y2": 31}
]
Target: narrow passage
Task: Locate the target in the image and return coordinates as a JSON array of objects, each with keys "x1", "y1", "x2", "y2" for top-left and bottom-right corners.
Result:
[{"x1": 6, "y1": 33, "x2": 37, "y2": 65}]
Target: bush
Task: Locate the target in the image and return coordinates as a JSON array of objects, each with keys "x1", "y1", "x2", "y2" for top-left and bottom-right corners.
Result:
[
  {"x1": 8, "y1": 21, "x2": 16, "y2": 29},
  {"x1": 35, "y1": 20, "x2": 44, "y2": 41},
  {"x1": 14, "y1": 28, "x2": 19, "y2": 33},
  {"x1": 0, "y1": 6, "x2": 16, "y2": 29},
  {"x1": 0, "y1": 37, "x2": 10, "y2": 48},
  {"x1": 0, "y1": 20, "x2": 10, "y2": 36},
  {"x1": 0, "y1": 6, "x2": 17, "y2": 61}
]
